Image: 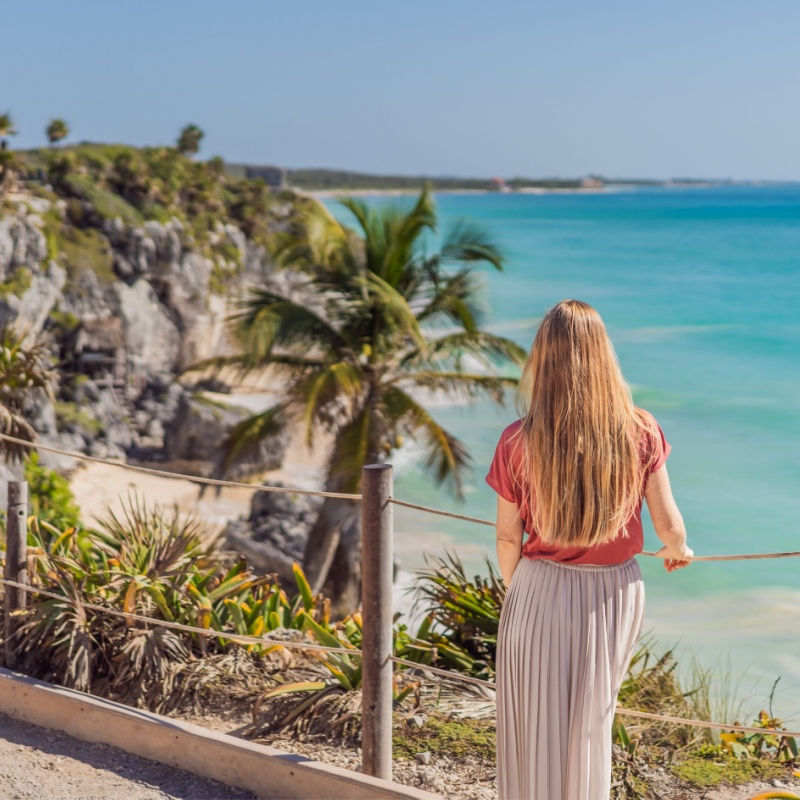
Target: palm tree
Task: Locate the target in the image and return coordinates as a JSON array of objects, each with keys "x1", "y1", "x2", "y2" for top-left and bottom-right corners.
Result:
[
  {"x1": 0, "y1": 113, "x2": 19, "y2": 198},
  {"x1": 46, "y1": 118, "x2": 69, "y2": 146},
  {"x1": 0, "y1": 327, "x2": 57, "y2": 462},
  {"x1": 176, "y1": 124, "x2": 204, "y2": 157},
  {"x1": 210, "y1": 189, "x2": 526, "y2": 616},
  {"x1": 0, "y1": 112, "x2": 16, "y2": 143}
]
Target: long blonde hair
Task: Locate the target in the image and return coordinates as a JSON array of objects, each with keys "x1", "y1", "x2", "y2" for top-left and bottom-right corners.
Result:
[{"x1": 513, "y1": 300, "x2": 657, "y2": 548}]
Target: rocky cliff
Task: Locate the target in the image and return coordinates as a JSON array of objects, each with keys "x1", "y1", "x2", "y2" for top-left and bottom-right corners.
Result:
[{"x1": 0, "y1": 173, "x2": 299, "y2": 476}]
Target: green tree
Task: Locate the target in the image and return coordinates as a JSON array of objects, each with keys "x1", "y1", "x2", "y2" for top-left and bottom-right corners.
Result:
[
  {"x1": 0, "y1": 111, "x2": 16, "y2": 142},
  {"x1": 211, "y1": 188, "x2": 526, "y2": 615},
  {"x1": 176, "y1": 124, "x2": 204, "y2": 157},
  {"x1": 46, "y1": 118, "x2": 69, "y2": 146}
]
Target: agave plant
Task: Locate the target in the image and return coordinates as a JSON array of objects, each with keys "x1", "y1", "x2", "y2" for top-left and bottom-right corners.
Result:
[
  {"x1": 408, "y1": 549, "x2": 505, "y2": 676},
  {"x1": 14, "y1": 494, "x2": 342, "y2": 708}
]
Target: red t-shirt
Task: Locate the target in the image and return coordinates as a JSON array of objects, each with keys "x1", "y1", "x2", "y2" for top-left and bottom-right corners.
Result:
[{"x1": 485, "y1": 409, "x2": 670, "y2": 565}]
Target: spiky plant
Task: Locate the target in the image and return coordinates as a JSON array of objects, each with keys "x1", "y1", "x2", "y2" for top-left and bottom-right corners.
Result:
[
  {"x1": 201, "y1": 188, "x2": 526, "y2": 613},
  {"x1": 0, "y1": 326, "x2": 57, "y2": 461},
  {"x1": 408, "y1": 549, "x2": 505, "y2": 675},
  {"x1": 12, "y1": 494, "x2": 344, "y2": 709}
]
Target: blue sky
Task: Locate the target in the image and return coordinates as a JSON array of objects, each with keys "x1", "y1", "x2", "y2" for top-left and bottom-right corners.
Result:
[{"x1": 3, "y1": 0, "x2": 799, "y2": 180}]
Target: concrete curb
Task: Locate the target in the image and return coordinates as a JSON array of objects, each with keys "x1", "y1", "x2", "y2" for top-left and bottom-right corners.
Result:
[{"x1": 0, "y1": 668, "x2": 443, "y2": 800}]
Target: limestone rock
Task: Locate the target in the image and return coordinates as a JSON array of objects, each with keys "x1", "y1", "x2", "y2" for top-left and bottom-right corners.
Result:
[{"x1": 111, "y1": 278, "x2": 181, "y2": 375}]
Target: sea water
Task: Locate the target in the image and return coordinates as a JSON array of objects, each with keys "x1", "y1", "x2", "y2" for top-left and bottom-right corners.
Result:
[{"x1": 328, "y1": 185, "x2": 800, "y2": 721}]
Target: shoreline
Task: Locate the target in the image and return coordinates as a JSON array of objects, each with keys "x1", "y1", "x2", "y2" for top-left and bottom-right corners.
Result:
[{"x1": 305, "y1": 186, "x2": 615, "y2": 199}]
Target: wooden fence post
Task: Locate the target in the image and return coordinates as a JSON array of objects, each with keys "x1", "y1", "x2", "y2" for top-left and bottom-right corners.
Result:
[
  {"x1": 360, "y1": 463, "x2": 393, "y2": 780},
  {"x1": 4, "y1": 480, "x2": 28, "y2": 669}
]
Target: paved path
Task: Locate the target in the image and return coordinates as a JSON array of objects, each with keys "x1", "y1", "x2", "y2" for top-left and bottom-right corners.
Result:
[{"x1": 0, "y1": 713, "x2": 255, "y2": 800}]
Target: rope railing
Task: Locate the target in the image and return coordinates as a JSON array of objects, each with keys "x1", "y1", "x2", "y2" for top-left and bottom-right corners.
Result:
[
  {"x1": 2, "y1": 431, "x2": 799, "y2": 562},
  {"x1": 0, "y1": 433, "x2": 361, "y2": 502}
]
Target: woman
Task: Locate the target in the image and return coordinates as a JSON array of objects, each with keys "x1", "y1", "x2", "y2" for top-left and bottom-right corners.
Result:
[{"x1": 486, "y1": 300, "x2": 693, "y2": 800}]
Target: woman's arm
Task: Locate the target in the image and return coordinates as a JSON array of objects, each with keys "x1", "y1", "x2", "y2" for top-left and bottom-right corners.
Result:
[
  {"x1": 496, "y1": 495, "x2": 524, "y2": 586},
  {"x1": 644, "y1": 464, "x2": 693, "y2": 572}
]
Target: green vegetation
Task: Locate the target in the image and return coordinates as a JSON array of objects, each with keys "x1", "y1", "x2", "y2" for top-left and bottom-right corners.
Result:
[
  {"x1": 393, "y1": 713, "x2": 495, "y2": 761},
  {"x1": 54, "y1": 400, "x2": 103, "y2": 436},
  {"x1": 63, "y1": 172, "x2": 142, "y2": 226},
  {"x1": 285, "y1": 168, "x2": 495, "y2": 192},
  {"x1": 23, "y1": 452, "x2": 82, "y2": 531},
  {"x1": 0, "y1": 266, "x2": 33, "y2": 298},
  {"x1": 16, "y1": 141, "x2": 302, "y2": 249},
  {"x1": 670, "y1": 750, "x2": 787, "y2": 787},
  {"x1": 51, "y1": 223, "x2": 115, "y2": 283}
]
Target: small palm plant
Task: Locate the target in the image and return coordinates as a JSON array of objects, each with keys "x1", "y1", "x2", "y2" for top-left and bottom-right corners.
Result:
[
  {"x1": 205, "y1": 188, "x2": 526, "y2": 613},
  {"x1": 45, "y1": 118, "x2": 69, "y2": 146},
  {"x1": 0, "y1": 327, "x2": 57, "y2": 462}
]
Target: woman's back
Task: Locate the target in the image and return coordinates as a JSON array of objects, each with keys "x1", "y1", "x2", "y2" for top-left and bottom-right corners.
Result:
[{"x1": 486, "y1": 407, "x2": 671, "y2": 565}]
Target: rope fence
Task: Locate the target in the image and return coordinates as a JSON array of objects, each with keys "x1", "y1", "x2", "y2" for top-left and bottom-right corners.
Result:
[
  {"x1": 1, "y1": 433, "x2": 799, "y2": 776},
  {"x1": 1, "y1": 432, "x2": 798, "y2": 562}
]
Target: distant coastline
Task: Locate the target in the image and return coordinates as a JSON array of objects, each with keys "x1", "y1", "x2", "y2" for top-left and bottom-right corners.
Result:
[{"x1": 225, "y1": 161, "x2": 745, "y2": 195}]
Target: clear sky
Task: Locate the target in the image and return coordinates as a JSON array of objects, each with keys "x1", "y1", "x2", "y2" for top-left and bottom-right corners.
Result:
[{"x1": 4, "y1": 0, "x2": 799, "y2": 180}]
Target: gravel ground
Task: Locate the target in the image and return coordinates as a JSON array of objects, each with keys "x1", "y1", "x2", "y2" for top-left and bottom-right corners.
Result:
[{"x1": 0, "y1": 713, "x2": 255, "y2": 800}]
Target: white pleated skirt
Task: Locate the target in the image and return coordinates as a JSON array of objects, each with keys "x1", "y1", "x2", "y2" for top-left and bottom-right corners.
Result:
[{"x1": 496, "y1": 556, "x2": 645, "y2": 800}]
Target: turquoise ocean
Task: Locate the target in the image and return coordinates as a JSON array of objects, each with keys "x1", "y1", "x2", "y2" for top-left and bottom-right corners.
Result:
[{"x1": 328, "y1": 185, "x2": 800, "y2": 722}]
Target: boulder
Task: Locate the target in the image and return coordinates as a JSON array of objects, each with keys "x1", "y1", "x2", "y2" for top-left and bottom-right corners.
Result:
[
  {"x1": 222, "y1": 482, "x2": 323, "y2": 582},
  {"x1": 111, "y1": 278, "x2": 181, "y2": 376},
  {"x1": 163, "y1": 392, "x2": 289, "y2": 479}
]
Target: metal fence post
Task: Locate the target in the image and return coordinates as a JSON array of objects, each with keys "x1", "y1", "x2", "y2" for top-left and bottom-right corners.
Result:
[
  {"x1": 4, "y1": 480, "x2": 28, "y2": 669},
  {"x1": 360, "y1": 463, "x2": 393, "y2": 779}
]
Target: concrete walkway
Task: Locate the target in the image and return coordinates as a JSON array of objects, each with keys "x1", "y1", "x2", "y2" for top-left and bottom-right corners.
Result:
[{"x1": 0, "y1": 713, "x2": 255, "y2": 800}]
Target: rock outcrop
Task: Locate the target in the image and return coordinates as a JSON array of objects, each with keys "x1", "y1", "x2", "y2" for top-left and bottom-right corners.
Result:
[
  {"x1": 0, "y1": 192, "x2": 290, "y2": 482},
  {"x1": 223, "y1": 484, "x2": 323, "y2": 583}
]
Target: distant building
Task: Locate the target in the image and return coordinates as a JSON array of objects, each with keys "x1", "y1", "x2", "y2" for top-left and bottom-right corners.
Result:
[
  {"x1": 243, "y1": 165, "x2": 287, "y2": 190},
  {"x1": 580, "y1": 176, "x2": 605, "y2": 189},
  {"x1": 489, "y1": 177, "x2": 510, "y2": 192}
]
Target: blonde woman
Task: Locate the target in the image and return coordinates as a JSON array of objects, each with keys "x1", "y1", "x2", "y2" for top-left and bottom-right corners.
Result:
[{"x1": 486, "y1": 300, "x2": 693, "y2": 800}]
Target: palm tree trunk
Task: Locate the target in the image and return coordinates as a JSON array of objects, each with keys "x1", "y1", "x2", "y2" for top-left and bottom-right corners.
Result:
[
  {"x1": 320, "y1": 511, "x2": 363, "y2": 619},
  {"x1": 302, "y1": 495, "x2": 358, "y2": 598}
]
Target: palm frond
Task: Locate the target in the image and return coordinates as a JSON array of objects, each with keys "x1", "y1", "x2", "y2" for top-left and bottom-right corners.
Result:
[
  {"x1": 403, "y1": 330, "x2": 528, "y2": 370},
  {"x1": 439, "y1": 220, "x2": 504, "y2": 271},
  {"x1": 232, "y1": 288, "x2": 346, "y2": 362},
  {"x1": 216, "y1": 402, "x2": 292, "y2": 477},
  {"x1": 298, "y1": 362, "x2": 365, "y2": 447},
  {"x1": 393, "y1": 371, "x2": 519, "y2": 404},
  {"x1": 381, "y1": 386, "x2": 470, "y2": 497},
  {"x1": 416, "y1": 269, "x2": 485, "y2": 330},
  {"x1": 325, "y1": 403, "x2": 375, "y2": 494},
  {"x1": 360, "y1": 270, "x2": 428, "y2": 354}
]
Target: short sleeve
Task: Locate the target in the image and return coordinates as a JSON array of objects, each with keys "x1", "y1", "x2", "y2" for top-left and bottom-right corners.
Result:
[
  {"x1": 485, "y1": 426, "x2": 518, "y2": 503},
  {"x1": 647, "y1": 419, "x2": 671, "y2": 476}
]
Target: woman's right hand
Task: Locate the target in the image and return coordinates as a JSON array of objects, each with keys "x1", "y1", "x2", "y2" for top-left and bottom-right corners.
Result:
[{"x1": 654, "y1": 544, "x2": 694, "y2": 572}]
